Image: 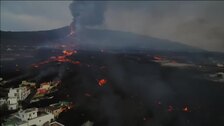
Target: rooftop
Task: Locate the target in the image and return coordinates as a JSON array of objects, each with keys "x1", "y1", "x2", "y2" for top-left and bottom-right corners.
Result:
[
  {"x1": 23, "y1": 108, "x2": 37, "y2": 113},
  {"x1": 50, "y1": 121, "x2": 64, "y2": 126}
]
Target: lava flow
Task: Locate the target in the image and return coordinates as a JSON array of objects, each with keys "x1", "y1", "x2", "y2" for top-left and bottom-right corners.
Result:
[
  {"x1": 32, "y1": 49, "x2": 80, "y2": 68},
  {"x1": 63, "y1": 50, "x2": 77, "y2": 56},
  {"x1": 98, "y1": 79, "x2": 107, "y2": 87}
]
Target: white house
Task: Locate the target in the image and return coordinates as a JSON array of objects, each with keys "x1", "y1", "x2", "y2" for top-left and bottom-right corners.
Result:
[
  {"x1": 3, "y1": 108, "x2": 55, "y2": 126},
  {"x1": 7, "y1": 97, "x2": 19, "y2": 110},
  {"x1": 3, "y1": 86, "x2": 31, "y2": 110},
  {"x1": 8, "y1": 86, "x2": 30, "y2": 101}
]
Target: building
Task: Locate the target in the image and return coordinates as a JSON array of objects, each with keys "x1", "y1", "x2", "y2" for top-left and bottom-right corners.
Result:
[
  {"x1": 7, "y1": 86, "x2": 30, "y2": 110},
  {"x1": 44, "y1": 106, "x2": 63, "y2": 118},
  {"x1": 0, "y1": 85, "x2": 31, "y2": 110},
  {"x1": 44, "y1": 101, "x2": 73, "y2": 118},
  {"x1": 0, "y1": 97, "x2": 19, "y2": 110},
  {"x1": 34, "y1": 81, "x2": 59, "y2": 98},
  {"x1": 7, "y1": 97, "x2": 19, "y2": 110},
  {"x1": 20, "y1": 81, "x2": 36, "y2": 88},
  {"x1": 2, "y1": 108, "x2": 55, "y2": 126},
  {"x1": 8, "y1": 86, "x2": 31, "y2": 101}
]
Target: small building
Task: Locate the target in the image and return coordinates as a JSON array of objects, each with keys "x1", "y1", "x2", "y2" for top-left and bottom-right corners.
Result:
[
  {"x1": 2, "y1": 108, "x2": 55, "y2": 126},
  {"x1": 34, "y1": 81, "x2": 59, "y2": 98},
  {"x1": 44, "y1": 101, "x2": 73, "y2": 118},
  {"x1": 8, "y1": 88, "x2": 18, "y2": 98},
  {"x1": 40, "y1": 81, "x2": 59, "y2": 91},
  {"x1": 0, "y1": 97, "x2": 18, "y2": 110},
  {"x1": 8, "y1": 86, "x2": 31, "y2": 101},
  {"x1": 20, "y1": 81, "x2": 36, "y2": 87},
  {"x1": 40, "y1": 83, "x2": 51, "y2": 90},
  {"x1": 44, "y1": 106, "x2": 63, "y2": 118},
  {"x1": 0, "y1": 86, "x2": 31, "y2": 110},
  {"x1": 7, "y1": 97, "x2": 19, "y2": 110}
]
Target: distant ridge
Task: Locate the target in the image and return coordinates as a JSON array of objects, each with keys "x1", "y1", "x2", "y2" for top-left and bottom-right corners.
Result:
[
  {"x1": 1, "y1": 26, "x2": 203, "y2": 52},
  {"x1": 0, "y1": 26, "x2": 70, "y2": 42},
  {"x1": 77, "y1": 28, "x2": 204, "y2": 52}
]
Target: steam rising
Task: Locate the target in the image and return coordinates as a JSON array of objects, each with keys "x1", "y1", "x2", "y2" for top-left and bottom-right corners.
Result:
[
  {"x1": 69, "y1": 1, "x2": 224, "y2": 52},
  {"x1": 103, "y1": 2, "x2": 224, "y2": 52},
  {"x1": 69, "y1": 1, "x2": 105, "y2": 30}
]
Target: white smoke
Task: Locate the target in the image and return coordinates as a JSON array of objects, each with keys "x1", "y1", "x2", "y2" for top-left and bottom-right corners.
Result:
[{"x1": 102, "y1": 1, "x2": 224, "y2": 52}]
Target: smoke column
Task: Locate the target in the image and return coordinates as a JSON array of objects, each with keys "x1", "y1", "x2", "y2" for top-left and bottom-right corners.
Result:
[{"x1": 69, "y1": 1, "x2": 106, "y2": 31}]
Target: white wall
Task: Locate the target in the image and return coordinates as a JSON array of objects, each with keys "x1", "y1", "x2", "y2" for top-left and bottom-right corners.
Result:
[{"x1": 28, "y1": 113, "x2": 54, "y2": 126}]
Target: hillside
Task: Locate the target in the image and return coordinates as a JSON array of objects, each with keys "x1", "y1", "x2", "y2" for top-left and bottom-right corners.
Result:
[{"x1": 1, "y1": 27, "x2": 202, "y2": 52}]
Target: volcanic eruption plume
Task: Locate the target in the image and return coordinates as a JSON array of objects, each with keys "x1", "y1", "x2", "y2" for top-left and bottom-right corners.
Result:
[{"x1": 69, "y1": 1, "x2": 106, "y2": 32}]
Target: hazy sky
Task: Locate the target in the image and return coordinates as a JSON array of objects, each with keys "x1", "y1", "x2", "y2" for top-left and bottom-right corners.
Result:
[
  {"x1": 1, "y1": 1, "x2": 72, "y2": 31},
  {"x1": 1, "y1": 1, "x2": 224, "y2": 52}
]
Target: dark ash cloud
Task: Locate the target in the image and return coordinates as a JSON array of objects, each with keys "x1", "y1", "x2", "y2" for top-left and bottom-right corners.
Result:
[
  {"x1": 69, "y1": 1, "x2": 224, "y2": 52},
  {"x1": 69, "y1": 1, "x2": 106, "y2": 28}
]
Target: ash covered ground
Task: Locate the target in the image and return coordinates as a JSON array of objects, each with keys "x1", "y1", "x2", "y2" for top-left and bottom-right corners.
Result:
[
  {"x1": 1, "y1": 46, "x2": 224, "y2": 126},
  {"x1": 1, "y1": 25, "x2": 224, "y2": 126}
]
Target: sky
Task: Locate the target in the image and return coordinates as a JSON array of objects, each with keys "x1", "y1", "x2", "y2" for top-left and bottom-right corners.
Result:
[
  {"x1": 1, "y1": 1, "x2": 73, "y2": 31},
  {"x1": 1, "y1": 1, "x2": 224, "y2": 52}
]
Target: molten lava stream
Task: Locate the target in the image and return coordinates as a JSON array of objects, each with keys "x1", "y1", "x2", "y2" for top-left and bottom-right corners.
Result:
[
  {"x1": 98, "y1": 79, "x2": 107, "y2": 87},
  {"x1": 32, "y1": 49, "x2": 80, "y2": 68}
]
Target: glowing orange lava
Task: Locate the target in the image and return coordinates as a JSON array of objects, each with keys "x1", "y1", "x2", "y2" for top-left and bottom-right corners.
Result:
[
  {"x1": 62, "y1": 50, "x2": 77, "y2": 56},
  {"x1": 98, "y1": 79, "x2": 107, "y2": 87},
  {"x1": 32, "y1": 49, "x2": 80, "y2": 68}
]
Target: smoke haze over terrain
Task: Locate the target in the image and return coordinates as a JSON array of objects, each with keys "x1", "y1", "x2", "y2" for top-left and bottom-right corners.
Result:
[
  {"x1": 102, "y1": 2, "x2": 224, "y2": 52},
  {"x1": 1, "y1": 1, "x2": 224, "y2": 52},
  {"x1": 1, "y1": 1, "x2": 224, "y2": 126}
]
